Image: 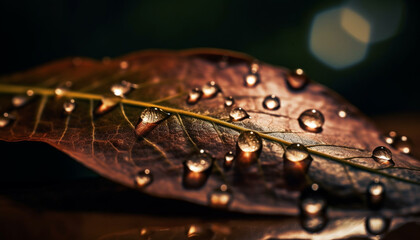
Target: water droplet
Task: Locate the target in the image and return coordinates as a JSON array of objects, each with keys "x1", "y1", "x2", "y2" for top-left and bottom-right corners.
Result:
[
  {"x1": 286, "y1": 68, "x2": 309, "y2": 90},
  {"x1": 186, "y1": 149, "x2": 213, "y2": 173},
  {"x1": 250, "y1": 60, "x2": 260, "y2": 74},
  {"x1": 263, "y1": 95, "x2": 281, "y2": 110},
  {"x1": 365, "y1": 215, "x2": 391, "y2": 236},
  {"x1": 372, "y1": 146, "x2": 394, "y2": 167},
  {"x1": 134, "y1": 169, "x2": 153, "y2": 188},
  {"x1": 384, "y1": 131, "x2": 397, "y2": 145},
  {"x1": 366, "y1": 179, "x2": 386, "y2": 210},
  {"x1": 0, "y1": 112, "x2": 15, "y2": 128},
  {"x1": 338, "y1": 109, "x2": 347, "y2": 118},
  {"x1": 298, "y1": 109, "x2": 325, "y2": 133},
  {"x1": 135, "y1": 107, "x2": 170, "y2": 137},
  {"x1": 63, "y1": 99, "x2": 76, "y2": 115},
  {"x1": 284, "y1": 144, "x2": 312, "y2": 189},
  {"x1": 229, "y1": 107, "x2": 249, "y2": 121},
  {"x1": 186, "y1": 225, "x2": 214, "y2": 240},
  {"x1": 94, "y1": 97, "x2": 119, "y2": 116},
  {"x1": 224, "y1": 96, "x2": 235, "y2": 107},
  {"x1": 208, "y1": 184, "x2": 233, "y2": 208},
  {"x1": 236, "y1": 131, "x2": 262, "y2": 166},
  {"x1": 299, "y1": 183, "x2": 328, "y2": 233},
  {"x1": 12, "y1": 90, "x2": 34, "y2": 108},
  {"x1": 223, "y1": 151, "x2": 235, "y2": 170},
  {"x1": 54, "y1": 81, "x2": 73, "y2": 97},
  {"x1": 111, "y1": 80, "x2": 137, "y2": 98},
  {"x1": 393, "y1": 135, "x2": 412, "y2": 154},
  {"x1": 201, "y1": 81, "x2": 220, "y2": 99},
  {"x1": 186, "y1": 88, "x2": 203, "y2": 105},
  {"x1": 300, "y1": 185, "x2": 327, "y2": 216},
  {"x1": 120, "y1": 61, "x2": 129, "y2": 70},
  {"x1": 300, "y1": 215, "x2": 328, "y2": 233},
  {"x1": 244, "y1": 73, "x2": 260, "y2": 87},
  {"x1": 285, "y1": 144, "x2": 311, "y2": 162}
]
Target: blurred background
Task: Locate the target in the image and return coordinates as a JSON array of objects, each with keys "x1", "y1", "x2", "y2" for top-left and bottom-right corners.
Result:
[{"x1": 0, "y1": 0, "x2": 419, "y2": 239}]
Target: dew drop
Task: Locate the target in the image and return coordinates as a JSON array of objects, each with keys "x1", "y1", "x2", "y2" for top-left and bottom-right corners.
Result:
[
  {"x1": 338, "y1": 109, "x2": 347, "y2": 118},
  {"x1": 284, "y1": 144, "x2": 312, "y2": 189},
  {"x1": 223, "y1": 151, "x2": 235, "y2": 170},
  {"x1": 263, "y1": 95, "x2": 281, "y2": 110},
  {"x1": 120, "y1": 61, "x2": 129, "y2": 69},
  {"x1": 186, "y1": 225, "x2": 214, "y2": 240},
  {"x1": 12, "y1": 90, "x2": 34, "y2": 108},
  {"x1": 393, "y1": 135, "x2": 412, "y2": 155},
  {"x1": 365, "y1": 215, "x2": 391, "y2": 236},
  {"x1": 286, "y1": 68, "x2": 309, "y2": 90},
  {"x1": 201, "y1": 81, "x2": 220, "y2": 99},
  {"x1": 134, "y1": 169, "x2": 153, "y2": 188},
  {"x1": 224, "y1": 96, "x2": 235, "y2": 107},
  {"x1": 372, "y1": 146, "x2": 394, "y2": 167},
  {"x1": 186, "y1": 88, "x2": 203, "y2": 105},
  {"x1": 135, "y1": 107, "x2": 170, "y2": 137},
  {"x1": 0, "y1": 112, "x2": 15, "y2": 128},
  {"x1": 285, "y1": 143, "x2": 311, "y2": 162},
  {"x1": 229, "y1": 107, "x2": 249, "y2": 121},
  {"x1": 185, "y1": 149, "x2": 213, "y2": 173},
  {"x1": 111, "y1": 80, "x2": 137, "y2": 98},
  {"x1": 236, "y1": 131, "x2": 262, "y2": 166},
  {"x1": 94, "y1": 97, "x2": 120, "y2": 116},
  {"x1": 366, "y1": 179, "x2": 386, "y2": 210},
  {"x1": 244, "y1": 73, "x2": 260, "y2": 87},
  {"x1": 298, "y1": 109, "x2": 324, "y2": 133},
  {"x1": 384, "y1": 131, "x2": 397, "y2": 145},
  {"x1": 208, "y1": 184, "x2": 233, "y2": 208},
  {"x1": 63, "y1": 99, "x2": 76, "y2": 115}
]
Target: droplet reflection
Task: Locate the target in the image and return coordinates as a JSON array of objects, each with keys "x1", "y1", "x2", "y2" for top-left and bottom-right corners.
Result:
[
  {"x1": 223, "y1": 151, "x2": 235, "y2": 170},
  {"x1": 224, "y1": 96, "x2": 235, "y2": 107},
  {"x1": 111, "y1": 80, "x2": 137, "y2": 98},
  {"x1": 185, "y1": 149, "x2": 213, "y2": 173},
  {"x1": 63, "y1": 99, "x2": 76, "y2": 115},
  {"x1": 208, "y1": 184, "x2": 233, "y2": 208},
  {"x1": 366, "y1": 179, "x2": 386, "y2": 210},
  {"x1": 365, "y1": 215, "x2": 391, "y2": 236},
  {"x1": 94, "y1": 97, "x2": 119, "y2": 116},
  {"x1": 202, "y1": 81, "x2": 220, "y2": 99}
]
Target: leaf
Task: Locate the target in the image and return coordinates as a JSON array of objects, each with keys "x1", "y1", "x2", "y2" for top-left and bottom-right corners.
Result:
[{"x1": 0, "y1": 48, "x2": 419, "y2": 215}]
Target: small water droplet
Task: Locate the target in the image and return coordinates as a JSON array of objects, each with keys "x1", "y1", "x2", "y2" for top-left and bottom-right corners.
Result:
[
  {"x1": 338, "y1": 109, "x2": 347, "y2": 118},
  {"x1": 135, "y1": 107, "x2": 170, "y2": 137},
  {"x1": 365, "y1": 215, "x2": 391, "y2": 236},
  {"x1": 186, "y1": 88, "x2": 203, "y2": 105},
  {"x1": 120, "y1": 61, "x2": 129, "y2": 70},
  {"x1": 111, "y1": 80, "x2": 136, "y2": 97},
  {"x1": 244, "y1": 73, "x2": 260, "y2": 87},
  {"x1": 94, "y1": 97, "x2": 119, "y2": 116},
  {"x1": 229, "y1": 107, "x2": 249, "y2": 121},
  {"x1": 393, "y1": 135, "x2": 412, "y2": 154},
  {"x1": 12, "y1": 90, "x2": 34, "y2": 108},
  {"x1": 263, "y1": 95, "x2": 281, "y2": 110},
  {"x1": 236, "y1": 131, "x2": 262, "y2": 166},
  {"x1": 372, "y1": 146, "x2": 394, "y2": 167},
  {"x1": 201, "y1": 81, "x2": 220, "y2": 99},
  {"x1": 300, "y1": 184, "x2": 327, "y2": 216},
  {"x1": 186, "y1": 225, "x2": 214, "y2": 240},
  {"x1": 298, "y1": 109, "x2": 324, "y2": 133},
  {"x1": 208, "y1": 184, "x2": 233, "y2": 208},
  {"x1": 367, "y1": 179, "x2": 386, "y2": 210},
  {"x1": 384, "y1": 131, "x2": 397, "y2": 145},
  {"x1": 134, "y1": 169, "x2": 153, "y2": 188},
  {"x1": 0, "y1": 112, "x2": 15, "y2": 128},
  {"x1": 223, "y1": 151, "x2": 235, "y2": 170},
  {"x1": 224, "y1": 96, "x2": 235, "y2": 107},
  {"x1": 286, "y1": 68, "x2": 309, "y2": 90},
  {"x1": 185, "y1": 149, "x2": 213, "y2": 173},
  {"x1": 63, "y1": 99, "x2": 76, "y2": 115}
]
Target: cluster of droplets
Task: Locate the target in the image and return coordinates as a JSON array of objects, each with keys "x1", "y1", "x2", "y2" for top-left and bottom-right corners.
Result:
[
  {"x1": 186, "y1": 81, "x2": 221, "y2": 105},
  {"x1": 384, "y1": 131, "x2": 412, "y2": 155}
]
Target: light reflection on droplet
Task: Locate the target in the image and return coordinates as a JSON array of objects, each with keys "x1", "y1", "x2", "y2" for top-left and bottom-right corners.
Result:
[
  {"x1": 12, "y1": 90, "x2": 34, "y2": 108},
  {"x1": 372, "y1": 146, "x2": 394, "y2": 167},
  {"x1": 94, "y1": 97, "x2": 120, "y2": 116},
  {"x1": 393, "y1": 135, "x2": 412, "y2": 154},
  {"x1": 54, "y1": 81, "x2": 73, "y2": 97},
  {"x1": 208, "y1": 184, "x2": 233, "y2": 209},
  {"x1": 134, "y1": 169, "x2": 153, "y2": 188},
  {"x1": 338, "y1": 110, "x2": 347, "y2": 118},
  {"x1": 223, "y1": 151, "x2": 235, "y2": 170},
  {"x1": 111, "y1": 80, "x2": 137, "y2": 98},
  {"x1": 229, "y1": 107, "x2": 249, "y2": 121},
  {"x1": 0, "y1": 112, "x2": 15, "y2": 128},
  {"x1": 63, "y1": 99, "x2": 76, "y2": 115},
  {"x1": 365, "y1": 215, "x2": 391, "y2": 236},
  {"x1": 263, "y1": 95, "x2": 280, "y2": 110},
  {"x1": 299, "y1": 183, "x2": 328, "y2": 233},
  {"x1": 286, "y1": 69, "x2": 309, "y2": 90},
  {"x1": 135, "y1": 107, "x2": 171, "y2": 137},
  {"x1": 186, "y1": 225, "x2": 214, "y2": 240},
  {"x1": 237, "y1": 131, "x2": 262, "y2": 153},
  {"x1": 187, "y1": 88, "x2": 203, "y2": 105},
  {"x1": 202, "y1": 81, "x2": 220, "y2": 99},
  {"x1": 224, "y1": 96, "x2": 235, "y2": 107},
  {"x1": 285, "y1": 144, "x2": 311, "y2": 162},
  {"x1": 384, "y1": 131, "x2": 397, "y2": 145},
  {"x1": 250, "y1": 60, "x2": 260, "y2": 74},
  {"x1": 367, "y1": 179, "x2": 386, "y2": 210},
  {"x1": 244, "y1": 73, "x2": 259, "y2": 87},
  {"x1": 298, "y1": 109, "x2": 325, "y2": 133},
  {"x1": 185, "y1": 149, "x2": 213, "y2": 173}
]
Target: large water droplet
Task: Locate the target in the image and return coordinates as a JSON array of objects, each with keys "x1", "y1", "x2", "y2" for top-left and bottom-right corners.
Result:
[
  {"x1": 298, "y1": 109, "x2": 325, "y2": 133},
  {"x1": 223, "y1": 151, "x2": 235, "y2": 170},
  {"x1": 365, "y1": 215, "x2": 391, "y2": 236},
  {"x1": 244, "y1": 73, "x2": 260, "y2": 87},
  {"x1": 185, "y1": 149, "x2": 213, "y2": 173},
  {"x1": 286, "y1": 68, "x2": 309, "y2": 90},
  {"x1": 285, "y1": 143, "x2": 311, "y2": 162},
  {"x1": 63, "y1": 99, "x2": 76, "y2": 115},
  {"x1": 186, "y1": 88, "x2": 203, "y2": 105},
  {"x1": 111, "y1": 80, "x2": 137, "y2": 98},
  {"x1": 208, "y1": 184, "x2": 233, "y2": 208},
  {"x1": 393, "y1": 135, "x2": 412, "y2": 155},
  {"x1": 186, "y1": 225, "x2": 214, "y2": 240},
  {"x1": 224, "y1": 96, "x2": 235, "y2": 107},
  {"x1": 236, "y1": 131, "x2": 262, "y2": 166},
  {"x1": 134, "y1": 169, "x2": 153, "y2": 188},
  {"x1": 94, "y1": 97, "x2": 119, "y2": 116},
  {"x1": 263, "y1": 95, "x2": 281, "y2": 110},
  {"x1": 229, "y1": 107, "x2": 249, "y2": 121},
  {"x1": 135, "y1": 107, "x2": 170, "y2": 137},
  {"x1": 12, "y1": 90, "x2": 34, "y2": 108},
  {"x1": 372, "y1": 146, "x2": 394, "y2": 167},
  {"x1": 384, "y1": 131, "x2": 397, "y2": 145},
  {"x1": 201, "y1": 81, "x2": 220, "y2": 99},
  {"x1": 366, "y1": 179, "x2": 386, "y2": 210},
  {"x1": 0, "y1": 112, "x2": 15, "y2": 128}
]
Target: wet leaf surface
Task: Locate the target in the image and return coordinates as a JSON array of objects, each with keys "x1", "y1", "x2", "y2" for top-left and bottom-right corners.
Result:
[{"x1": 0, "y1": 49, "x2": 419, "y2": 216}]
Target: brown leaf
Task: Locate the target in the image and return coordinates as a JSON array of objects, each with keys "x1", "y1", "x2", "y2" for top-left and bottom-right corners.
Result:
[{"x1": 0, "y1": 49, "x2": 419, "y2": 215}]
